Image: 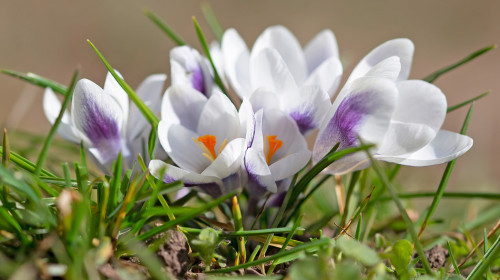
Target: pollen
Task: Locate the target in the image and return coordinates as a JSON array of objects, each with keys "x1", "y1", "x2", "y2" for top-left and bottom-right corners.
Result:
[
  {"x1": 193, "y1": 135, "x2": 228, "y2": 162},
  {"x1": 265, "y1": 135, "x2": 283, "y2": 165}
]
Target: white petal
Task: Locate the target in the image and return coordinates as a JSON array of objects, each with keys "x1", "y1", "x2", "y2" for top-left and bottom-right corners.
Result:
[
  {"x1": 127, "y1": 74, "x2": 166, "y2": 140},
  {"x1": 104, "y1": 71, "x2": 129, "y2": 122},
  {"x1": 323, "y1": 153, "x2": 371, "y2": 175},
  {"x1": 161, "y1": 84, "x2": 207, "y2": 132},
  {"x1": 164, "y1": 123, "x2": 208, "y2": 173},
  {"x1": 203, "y1": 138, "x2": 245, "y2": 179},
  {"x1": 248, "y1": 88, "x2": 280, "y2": 113},
  {"x1": 43, "y1": 87, "x2": 80, "y2": 143},
  {"x1": 252, "y1": 25, "x2": 307, "y2": 84},
  {"x1": 170, "y1": 46, "x2": 213, "y2": 96},
  {"x1": 245, "y1": 147, "x2": 277, "y2": 193},
  {"x1": 313, "y1": 77, "x2": 398, "y2": 166},
  {"x1": 197, "y1": 90, "x2": 240, "y2": 141},
  {"x1": 304, "y1": 29, "x2": 339, "y2": 73},
  {"x1": 376, "y1": 130, "x2": 473, "y2": 166},
  {"x1": 221, "y1": 28, "x2": 252, "y2": 99},
  {"x1": 377, "y1": 80, "x2": 447, "y2": 155},
  {"x1": 269, "y1": 150, "x2": 311, "y2": 181},
  {"x1": 347, "y1": 38, "x2": 414, "y2": 83},
  {"x1": 250, "y1": 48, "x2": 298, "y2": 93},
  {"x1": 149, "y1": 159, "x2": 221, "y2": 185},
  {"x1": 71, "y1": 79, "x2": 126, "y2": 164},
  {"x1": 238, "y1": 99, "x2": 256, "y2": 144},
  {"x1": 304, "y1": 56, "x2": 343, "y2": 98}
]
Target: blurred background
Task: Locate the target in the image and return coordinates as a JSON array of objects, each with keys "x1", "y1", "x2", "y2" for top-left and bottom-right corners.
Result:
[{"x1": 0, "y1": 0, "x2": 499, "y2": 199}]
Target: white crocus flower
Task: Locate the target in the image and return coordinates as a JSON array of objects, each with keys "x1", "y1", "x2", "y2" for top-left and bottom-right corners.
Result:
[
  {"x1": 221, "y1": 26, "x2": 340, "y2": 135},
  {"x1": 43, "y1": 72, "x2": 166, "y2": 172},
  {"x1": 170, "y1": 46, "x2": 215, "y2": 97},
  {"x1": 240, "y1": 100, "x2": 311, "y2": 199},
  {"x1": 150, "y1": 86, "x2": 245, "y2": 197},
  {"x1": 313, "y1": 39, "x2": 473, "y2": 175}
]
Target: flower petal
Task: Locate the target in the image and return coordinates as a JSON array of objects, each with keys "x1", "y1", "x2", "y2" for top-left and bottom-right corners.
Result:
[
  {"x1": 149, "y1": 159, "x2": 221, "y2": 185},
  {"x1": 43, "y1": 87, "x2": 80, "y2": 143},
  {"x1": 104, "y1": 71, "x2": 129, "y2": 122},
  {"x1": 245, "y1": 147, "x2": 277, "y2": 194},
  {"x1": 71, "y1": 79, "x2": 126, "y2": 164},
  {"x1": 221, "y1": 28, "x2": 252, "y2": 99},
  {"x1": 252, "y1": 25, "x2": 307, "y2": 84},
  {"x1": 161, "y1": 84, "x2": 207, "y2": 132},
  {"x1": 304, "y1": 56, "x2": 343, "y2": 98},
  {"x1": 376, "y1": 130, "x2": 473, "y2": 166},
  {"x1": 250, "y1": 48, "x2": 298, "y2": 94},
  {"x1": 127, "y1": 74, "x2": 166, "y2": 140},
  {"x1": 170, "y1": 46, "x2": 213, "y2": 96},
  {"x1": 269, "y1": 150, "x2": 311, "y2": 181},
  {"x1": 248, "y1": 88, "x2": 280, "y2": 113},
  {"x1": 304, "y1": 29, "x2": 339, "y2": 73},
  {"x1": 347, "y1": 38, "x2": 414, "y2": 84},
  {"x1": 282, "y1": 85, "x2": 331, "y2": 135},
  {"x1": 203, "y1": 138, "x2": 245, "y2": 179},
  {"x1": 197, "y1": 90, "x2": 240, "y2": 141},
  {"x1": 313, "y1": 77, "x2": 398, "y2": 169},
  {"x1": 377, "y1": 80, "x2": 447, "y2": 156}
]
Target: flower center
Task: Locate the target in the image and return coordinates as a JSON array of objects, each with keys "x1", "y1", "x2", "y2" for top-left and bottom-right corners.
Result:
[
  {"x1": 265, "y1": 135, "x2": 283, "y2": 165},
  {"x1": 193, "y1": 135, "x2": 228, "y2": 162}
]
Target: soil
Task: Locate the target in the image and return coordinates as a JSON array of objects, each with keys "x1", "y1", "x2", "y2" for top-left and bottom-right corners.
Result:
[{"x1": 414, "y1": 244, "x2": 449, "y2": 269}]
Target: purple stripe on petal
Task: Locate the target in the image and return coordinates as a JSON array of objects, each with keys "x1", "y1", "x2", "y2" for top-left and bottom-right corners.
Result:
[
  {"x1": 316, "y1": 92, "x2": 374, "y2": 154},
  {"x1": 289, "y1": 110, "x2": 315, "y2": 135},
  {"x1": 245, "y1": 162, "x2": 270, "y2": 197},
  {"x1": 190, "y1": 66, "x2": 207, "y2": 95},
  {"x1": 81, "y1": 98, "x2": 122, "y2": 163}
]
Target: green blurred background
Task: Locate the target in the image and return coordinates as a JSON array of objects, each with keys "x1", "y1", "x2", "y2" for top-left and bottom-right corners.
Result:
[{"x1": 0, "y1": 0, "x2": 499, "y2": 192}]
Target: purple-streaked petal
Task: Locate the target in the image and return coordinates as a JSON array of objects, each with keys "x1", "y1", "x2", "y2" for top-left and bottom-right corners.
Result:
[
  {"x1": 252, "y1": 25, "x2": 307, "y2": 85},
  {"x1": 282, "y1": 85, "x2": 331, "y2": 135},
  {"x1": 43, "y1": 87, "x2": 80, "y2": 143},
  {"x1": 72, "y1": 79, "x2": 126, "y2": 164},
  {"x1": 304, "y1": 29, "x2": 339, "y2": 74},
  {"x1": 250, "y1": 48, "x2": 298, "y2": 94},
  {"x1": 127, "y1": 74, "x2": 166, "y2": 140},
  {"x1": 170, "y1": 46, "x2": 213, "y2": 96},
  {"x1": 221, "y1": 28, "x2": 252, "y2": 99},
  {"x1": 238, "y1": 99, "x2": 256, "y2": 147},
  {"x1": 197, "y1": 90, "x2": 240, "y2": 142},
  {"x1": 377, "y1": 80, "x2": 446, "y2": 156},
  {"x1": 347, "y1": 38, "x2": 414, "y2": 84},
  {"x1": 376, "y1": 130, "x2": 473, "y2": 166},
  {"x1": 245, "y1": 147, "x2": 278, "y2": 194},
  {"x1": 161, "y1": 84, "x2": 207, "y2": 132},
  {"x1": 313, "y1": 77, "x2": 398, "y2": 169},
  {"x1": 304, "y1": 56, "x2": 343, "y2": 98}
]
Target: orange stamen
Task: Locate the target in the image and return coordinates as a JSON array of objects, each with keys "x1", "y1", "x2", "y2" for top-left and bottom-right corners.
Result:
[
  {"x1": 197, "y1": 135, "x2": 217, "y2": 159},
  {"x1": 266, "y1": 135, "x2": 283, "y2": 164}
]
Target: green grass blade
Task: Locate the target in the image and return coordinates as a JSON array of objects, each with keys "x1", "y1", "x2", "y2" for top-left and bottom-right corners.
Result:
[
  {"x1": 362, "y1": 139, "x2": 433, "y2": 275},
  {"x1": 34, "y1": 69, "x2": 78, "y2": 177},
  {"x1": 448, "y1": 91, "x2": 489, "y2": 113},
  {"x1": 340, "y1": 171, "x2": 361, "y2": 227},
  {"x1": 466, "y1": 234, "x2": 500, "y2": 280},
  {"x1": 418, "y1": 104, "x2": 473, "y2": 238},
  {"x1": 372, "y1": 191, "x2": 500, "y2": 202},
  {"x1": 87, "y1": 40, "x2": 159, "y2": 127},
  {"x1": 201, "y1": 3, "x2": 224, "y2": 43},
  {"x1": 0, "y1": 147, "x2": 55, "y2": 177},
  {"x1": 424, "y1": 45, "x2": 496, "y2": 83},
  {"x1": 180, "y1": 226, "x2": 304, "y2": 237},
  {"x1": 355, "y1": 214, "x2": 362, "y2": 241},
  {"x1": 192, "y1": 17, "x2": 228, "y2": 96},
  {"x1": 137, "y1": 190, "x2": 238, "y2": 241},
  {"x1": 447, "y1": 241, "x2": 461, "y2": 275},
  {"x1": 2, "y1": 129, "x2": 10, "y2": 166},
  {"x1": 144, "y1": 9, "x2": 186, "y2": 46},
  {"x1": 267, "y1": 215, "x2": 303, "y2": 275},
  {"x1": 108, "y1": 153, "x2": 122, "y2": 216},
  {"x1": 209, "y1": 238, "x2": 331, "y2": 273},
  {"x1": 0, "y1": 69, "x2": 68, "y2": 95}
]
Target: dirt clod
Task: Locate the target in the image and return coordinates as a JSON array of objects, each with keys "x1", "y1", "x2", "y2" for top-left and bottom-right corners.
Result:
[
  {"x1": 155, "y1": 230, "x2": 190, "y2": 278},
  {"x1": 414, "y1": 244, "x2": 449, "y2": 269}
]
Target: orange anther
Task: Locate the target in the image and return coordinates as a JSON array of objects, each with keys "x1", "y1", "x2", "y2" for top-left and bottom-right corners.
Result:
[
  {"x1": 266, "y1": 135, "x2": 283, "y2": 164},
  {"x1": 197, "y1": 135, "x2": 217, "y2": 159}
]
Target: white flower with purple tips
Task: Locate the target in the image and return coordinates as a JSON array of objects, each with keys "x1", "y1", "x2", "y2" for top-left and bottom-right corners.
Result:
[
  {"x1": 313, "y1": 39, "x2": 473, "y2": 175},
  {"x1": 150, "y1": 87, "x2": 246, "y2": 197},
  {"x1": 43, "y1": 72, "x2": 166, "y2": 171},
  {"x1": 221, "y1": 25, "x2": 340, "y2": 135},
  {"x1": 170, "y1": 46, "x2": 215, "y2": 97}
]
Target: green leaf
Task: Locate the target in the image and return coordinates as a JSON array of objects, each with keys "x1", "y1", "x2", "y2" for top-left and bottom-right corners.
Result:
[
  {"x1": 201, "y1": 3, "x2": 224, "y2": 43},
  {"x1": 447, "y1": 91, "x2": 489, "y2": 113},
  {"x1": 423, "y1": 44, "x2": 496, "y2": 83},
  {"x1": 466, "y1": 233, "x2": 500, "y2": 280},
  {"x1": 389, "y1": 239, "x2": 417, "y2": 278},
  {"x1": 336, "y1": 235, "x2": 381, "y2": 267},
  {"x1": 144, "y1": 9, "x2": 186, "y2": 46},
  {"x1": 0, "y1": 69, "x2": 68, "y2": 95}
]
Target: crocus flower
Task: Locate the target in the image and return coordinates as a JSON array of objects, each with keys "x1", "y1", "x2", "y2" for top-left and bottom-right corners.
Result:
[
  {"x1": 241, "y1": 100, "x2": 311, "y2": 197},
  {"x1": 43, "y1": 72, "x2": 166, "y2": 171},
  {"x1": 313, "y1": 39, "x2": 473, "y2": 175},
  {"x1": 150, "y1": 86, "x2": 246, "y2": 197},
  {"x1": 221, "y1": 26, "x2": 337, "y2": 135}
]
